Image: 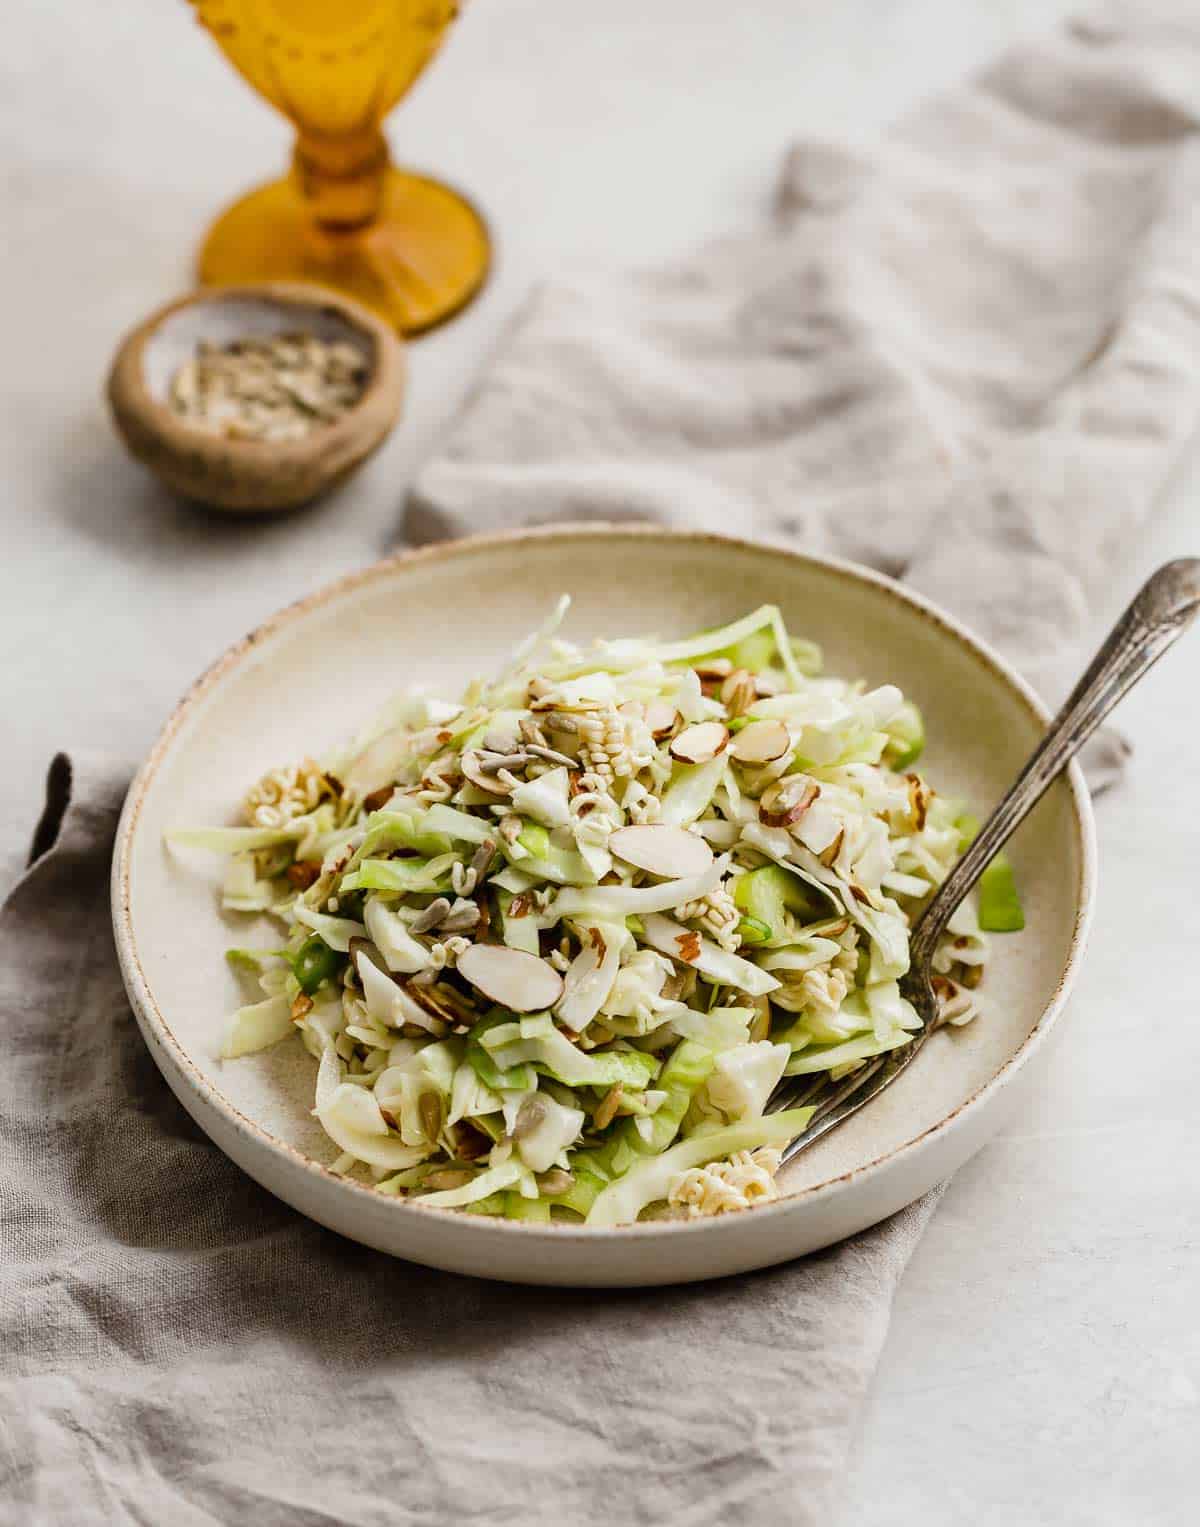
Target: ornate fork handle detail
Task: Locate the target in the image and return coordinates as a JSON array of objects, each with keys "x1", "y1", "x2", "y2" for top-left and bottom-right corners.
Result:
[{"x1": 910, "y1": 558, "x2": 1200, "y2": 969}]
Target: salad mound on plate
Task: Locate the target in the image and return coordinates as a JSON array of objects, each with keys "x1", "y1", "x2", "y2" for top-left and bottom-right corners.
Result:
[{"x1": 172, "y1": 601, "x2": 1019, "y2": 1226}]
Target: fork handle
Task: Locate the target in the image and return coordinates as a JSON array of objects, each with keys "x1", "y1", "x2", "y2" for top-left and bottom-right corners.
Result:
[{"x1": 910, "y1": 559, "x2": 1200, "y2": 970}]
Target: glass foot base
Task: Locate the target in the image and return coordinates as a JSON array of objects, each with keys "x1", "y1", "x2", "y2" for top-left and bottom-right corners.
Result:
[{"x1": 198, "y1": 167, "x2": 490, "y2": 336}]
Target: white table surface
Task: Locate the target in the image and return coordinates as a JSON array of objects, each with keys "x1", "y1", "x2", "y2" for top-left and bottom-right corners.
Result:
[{"x1": 4, "y1": 2, "x2": 1197, "y2": 1522}]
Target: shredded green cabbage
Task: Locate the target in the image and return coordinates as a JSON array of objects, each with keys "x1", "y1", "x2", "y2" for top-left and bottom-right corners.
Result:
[
  {"x1": 585, "y1": 1108, "x2": 815, "y2": 1227},
  {"x1": 177, "y1": 600, "x2": 997, "y2": 1225}
]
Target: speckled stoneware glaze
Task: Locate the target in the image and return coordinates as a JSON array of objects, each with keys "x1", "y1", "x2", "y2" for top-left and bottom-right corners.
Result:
[{"x1": 112, "y1": 526, "x2": 1096, "y2": 1287}]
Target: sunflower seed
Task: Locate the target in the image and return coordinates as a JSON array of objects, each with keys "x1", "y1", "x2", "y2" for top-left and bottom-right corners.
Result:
[
  {"x1": 167, "y1": 330, "x2": 369, "y2": 443},
  {"x1": 593, "y1": 1085, "x2": 623, "y2": 1130},
  {"x1": 537, "y1": 1168, "x2": 575, "y2": 1196},
  {"x1": 514, "y1": 1096, "x2": 548, "y2": 1138},
  {"x1": 477, "y1": 750, "x2": 531, "y2": 774},
  {"x1": 409, "y1": 898, "x2": 452, "y2": 934},
  {"x1": 438, "y1": 899, "x2": 481, "y2": 933},
  {"x1": 419, "y1": 1091, "x2": 444, "y2": 1142},
  {"x1": 422, "y1": 1168, "x2": 475, "y2": 1192},
  {"x1": 526, "y1": 743, "x2": 580, "y2": 769},
  {"x1": 470, "y1": 839, "x2": 498, "y2": 879}
]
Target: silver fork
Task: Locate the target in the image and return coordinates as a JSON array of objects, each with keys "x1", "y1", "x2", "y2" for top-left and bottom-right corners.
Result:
[{"x1": 769, "y1": 559, "x2": 1200, "y2": 1166}]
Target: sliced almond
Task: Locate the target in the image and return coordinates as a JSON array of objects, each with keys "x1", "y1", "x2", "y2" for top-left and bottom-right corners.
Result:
[
  {"x1": 906, "y1": 772, "x2": 930, "y2": 832},
  {"x1": 609, "y1": 823, "x2": 714, "y2": 879},
  {"x1": 456, "y1": 943, "x2": 564, "y2": 1012},
  {"x1": 759, "y1": 777, "x2": 820, "y2": 828},
  {"x1": 720, "y1": 669, "x2": 757, "y2": 718},
  {"x1": 692, "y1": 659, "x2": 732, "y2": 679},
  {"x1": 669, "y1": 721, "x2": 729, "y2": 765},
  {"x1": 342, "y1": 724, "x2": 414, "y2": 799},
  {"x1": 460, "y1": 750, "x2": 514, "y2": 796},
  {"x1": 643, "y1": 699, "x2": 679, "y2": 738},
  {"x1": 818, "y1": 826, "x2": 845, "y2": 867},
  {"x1": 746, "y1": 993, "x2": 772, "y2": 1043},
  {"x1": 730, "y1": 718, "x2": 790, "y2": 765}
]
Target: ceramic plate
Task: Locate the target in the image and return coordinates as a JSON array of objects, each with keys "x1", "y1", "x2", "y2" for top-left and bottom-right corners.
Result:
[{"x1": 113, "y1": 526, "x2": 1095, "y2": 1286}]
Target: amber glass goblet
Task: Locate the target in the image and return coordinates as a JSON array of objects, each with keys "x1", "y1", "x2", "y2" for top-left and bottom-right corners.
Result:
[{"x1": 190, "y1": 0, "x2": 489, "y2": 334}]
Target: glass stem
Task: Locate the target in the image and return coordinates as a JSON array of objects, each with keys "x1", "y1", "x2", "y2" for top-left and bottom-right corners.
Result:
[{"x1": 292, "y1": 126, "x2": 389, "y2": 231}]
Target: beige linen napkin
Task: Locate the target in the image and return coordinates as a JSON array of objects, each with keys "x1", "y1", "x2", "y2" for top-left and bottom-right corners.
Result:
[
  {"x1": 8, "y1": 9, "x2": 1200, "y2": 1525},
  {"x1": 1, "y1": 754, "x2": 936, "y2": 1526},
  {"x1": 411, "y1": 3, "x2": 1200, "y2": 783}
]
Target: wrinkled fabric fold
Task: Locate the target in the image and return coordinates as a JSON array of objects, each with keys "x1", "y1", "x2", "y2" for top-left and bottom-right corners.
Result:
[
  {"x1": 1, "y1": 755, "x2": 938, "y2": 1526},
  {"x1": 410, "y1": 4, "x2": 1200, "y2": 785}
]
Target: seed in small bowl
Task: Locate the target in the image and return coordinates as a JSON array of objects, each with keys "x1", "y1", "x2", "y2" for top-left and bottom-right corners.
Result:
[{"x1": 168, "y1": 331, "x2": 370, "y2": 444}]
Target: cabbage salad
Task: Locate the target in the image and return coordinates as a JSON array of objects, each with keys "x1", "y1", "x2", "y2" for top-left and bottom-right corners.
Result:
[{"x1": 172, "y1": 601, "x2": 1021, "y2": 1227}]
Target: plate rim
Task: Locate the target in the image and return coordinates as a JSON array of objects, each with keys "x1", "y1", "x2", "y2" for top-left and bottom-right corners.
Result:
[{"x1": 111, "y1": 522, "x2": 1097, "y2": 1243}]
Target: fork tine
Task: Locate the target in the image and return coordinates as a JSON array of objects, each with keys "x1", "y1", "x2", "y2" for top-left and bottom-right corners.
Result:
[
  {"x1": 767, "y1": 1071, "x2": 834, "y2": 1115},
  {"x1": 775, "y1": 1032, "x2": 934, "y2": 1167}
]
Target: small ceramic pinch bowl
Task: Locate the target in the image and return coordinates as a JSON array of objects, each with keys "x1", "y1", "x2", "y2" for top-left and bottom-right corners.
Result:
[
  {"x1": 106, "y1": 283, "x2": 406, "y2": 512},
  {"x1": 113, "y1": 526, "x2": 1095, "y2": 1287}
]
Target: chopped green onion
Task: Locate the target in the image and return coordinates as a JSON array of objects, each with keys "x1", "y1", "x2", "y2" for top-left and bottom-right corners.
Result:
[
  {"x1": 957, "y1": 813, "x2": 1025, "y2": 933},
  {"x1": 290, "y1": 936, "x2": 345, "y2": 996}
]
